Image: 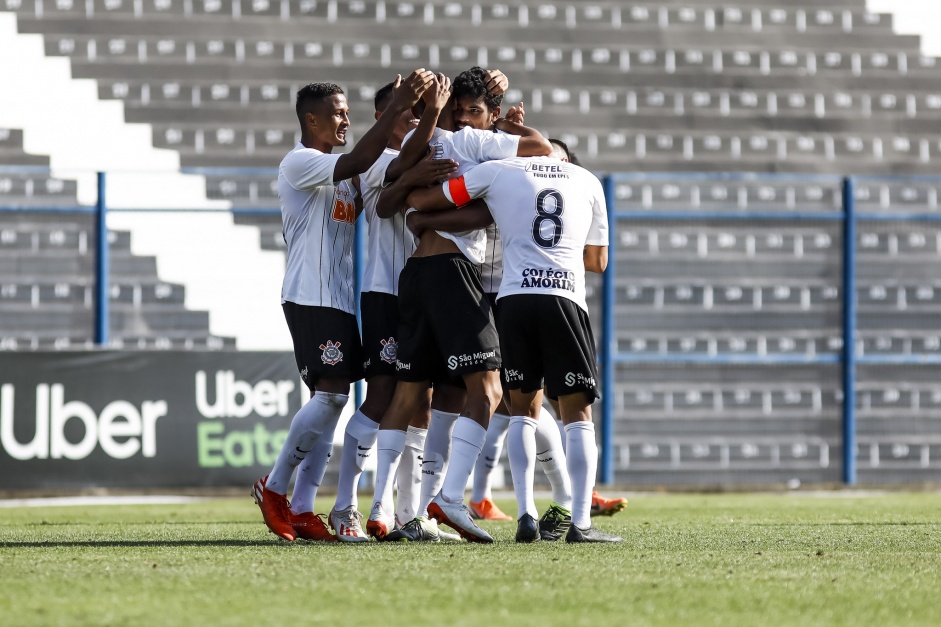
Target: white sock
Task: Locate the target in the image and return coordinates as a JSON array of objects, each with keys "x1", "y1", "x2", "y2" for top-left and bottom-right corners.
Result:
[
  {"x1": 418, "y1": 409, "x2": 458, "y2": 514},
  {"x1": 371, "y1": 429, "x2": 406, "y2": 515},
  {"x1": 564, "y1": 421, "x2": 597, "y2": 529},
  {"x1": 290, "y1": 414, "x2": 339, "y2": 514},
  {"x1": 556, "y1": 418, "x2": 566, "y2": 454},
  {"x1": 439, "y1": 417, "x2": 486, "y2": 505},
  {"x1": 471, "y1": 413, "x2": 510, "y2": 503},
  {"x1": 266, "y1": 391, "x2": 348, "y2": 494},
  {"x1": 507, "y1": 416, "x2": 539, "y2": 520},
  {"x1": 535, "y1": 407, "x2": 572, "y2": 510},
  {"x1": 334, "y1": 410, "x2": 379, "y2": 511},
  {"x1": 396, "y1": 425, "x2": 427, "y2": 523}
]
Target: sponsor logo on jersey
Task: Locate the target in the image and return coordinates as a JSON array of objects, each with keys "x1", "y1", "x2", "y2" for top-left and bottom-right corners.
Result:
[
  {"x1": 319, "y1": 341, "x2": 343, "y2": 365},
  {"x1": 379, "y1": 337, "x2": 398, "y2": 364},
  {"x1": 430, "y1": 141, "x2": 445, "y2": 160},
  {"x1": 396, "y1": 360, "x2": 411, "y2": 371},
  {"x1": 564, "y1": 371, "x2": 596, "y2": 388},
  {"x1": 300, "y1": 366, "x2": 309, "y2": 383},
  {"x1": 524, "y1": 162, "x2": 568, "y2": 179},
  {"x1": 447, "y1": 350, "x2": 497, "y2": 370},
  {"x1": 520, "y1": 268, "x2": 576, "y2": 292},
  {"x1": 504, "y1": 368, "x2": 523, "y2": 382}
]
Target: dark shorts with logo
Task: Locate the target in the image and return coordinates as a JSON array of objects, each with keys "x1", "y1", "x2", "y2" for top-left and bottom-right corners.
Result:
[
  {"x1": 361, "y1": 291, "x2": 399, "y2": 379},
  {"x1": 282, "y1": 301, "x2": 365, "y2": 390},
  {"x1": 396, "y1": 253, "x2": 501, "y2": 382},
  {"x1": 496, "y1": 293, "x2": 600, "y2": 401}
]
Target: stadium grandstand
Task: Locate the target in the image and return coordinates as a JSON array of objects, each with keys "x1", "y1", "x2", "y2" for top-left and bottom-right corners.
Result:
[{"x1": 3, "y1": 0, "x2": 941, "y2": 491}]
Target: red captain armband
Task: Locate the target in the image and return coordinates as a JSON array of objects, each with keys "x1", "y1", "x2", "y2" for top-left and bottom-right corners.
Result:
[{"x1": 447, "y1": 176, "x2": 472, "y2": 207}]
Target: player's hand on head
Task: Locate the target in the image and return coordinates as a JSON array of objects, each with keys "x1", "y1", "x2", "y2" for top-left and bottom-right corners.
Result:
[
  {"x1": 422, "y1": 73, "x2": 452, "y2": 111},
  {"x1": 505, "y1": 101, "x2": 524, "y2": 125},
  {"x1": 485, "y1": 69, "x2": 508, "y2": 95},
  {"x1": 392, "y1": 69, "x2": 436, "y2": 109}
]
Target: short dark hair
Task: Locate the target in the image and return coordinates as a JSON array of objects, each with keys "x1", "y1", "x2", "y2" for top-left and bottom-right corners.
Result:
[
  {"x1": 548, "y1": 138, "x2": 571, "y2": 160},
  {"x1": 452, "y1": 66, "x2": 503, "y2": 112},
  {"x1": 295, "y1": 82, "x2": 344, "y2": 125},
  {"x1": 374, "y1": 81, "x2": 395, "y2": 112}
]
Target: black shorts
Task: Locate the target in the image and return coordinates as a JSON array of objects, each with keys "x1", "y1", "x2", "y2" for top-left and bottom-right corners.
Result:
[
  {"x1": 496, "y1": 294, "x2": 600, "y2": 401},
  {"x1": 282, "y1": 302, "x2": 365, "y2": 390},
  {"x1": 486, "y1": 292, "x2": 500, "y2": 317},
  {"x1": 361, "y1": 291, "x2": 399, "y2": 379},
  {"x1": 396, "y1": 254, "x2": 501, "y2": 382}
]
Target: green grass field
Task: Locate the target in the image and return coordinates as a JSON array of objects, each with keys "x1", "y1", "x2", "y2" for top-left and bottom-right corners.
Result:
[{"x1": 1, "y1": 492, "x2": 939, "y2": 626}]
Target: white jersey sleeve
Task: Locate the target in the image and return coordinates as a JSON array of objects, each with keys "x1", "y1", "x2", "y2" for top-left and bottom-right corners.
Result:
[
  {"x1": 281, "y1": 148, "x2": 342, "y2": 190},
  {"x1": 584, "y1": 176, "x2": 609, "y2": 246},
  {"x1": 449, "y1": 128, "x2": 519, "y2": 167}
]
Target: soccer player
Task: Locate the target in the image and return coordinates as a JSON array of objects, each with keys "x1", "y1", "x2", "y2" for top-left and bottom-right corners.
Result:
[
  {"x1": 471, "y1": 138, "x2": 628, "y2": 521},
  {"x1": 251, "y1": 71, "x2": 435, "y2": 542},
  {"x1": 367, "y1": 67, "x2": 553, "y2": 543},
  {"x1": 328, "y1": 74, "x2": 458, "y2": 541},
  {"x1": 405, "y1": 144, "x2": 623, "y2": 543}
]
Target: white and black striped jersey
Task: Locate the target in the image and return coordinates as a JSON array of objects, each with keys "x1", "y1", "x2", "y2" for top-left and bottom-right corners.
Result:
[
  {"x1": 278, "y1": 142, "x2": 359, "y2": 314},
  {"x1": 361, "y1": 148, "x2": 416, "y2": 296},
  {"x1": 443, "y1": 156, "x2": 608, "y2": 312},
  {"x1": 403, "y1": 126, "x2": 519, "y2": 263},
  {"x1": 480, "y1": 223, "x2": 502, "y2": 294}
]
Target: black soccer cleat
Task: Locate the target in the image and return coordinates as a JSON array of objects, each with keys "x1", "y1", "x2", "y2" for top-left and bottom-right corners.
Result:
[
  {"x1": 565, "y1": 524, "x2": 622, "y2": 543},
  {"x1": 515, "y1": 513, "x2": 541, "y2": 543},
  {"x1": 539, "y1": 504, "x2": 572, "y2": 542}
]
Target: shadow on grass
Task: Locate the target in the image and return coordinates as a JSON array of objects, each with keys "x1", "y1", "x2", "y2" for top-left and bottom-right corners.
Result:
[{"x1": 0, "y1": 539, "x2": 334, "y2": 548}]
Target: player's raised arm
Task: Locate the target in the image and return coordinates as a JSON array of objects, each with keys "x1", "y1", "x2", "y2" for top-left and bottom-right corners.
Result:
[
  {"x1": 376, "y1": 153, "x2": 457, "y2": 218},
  {"x1": 332, "y1": 69, "x2": 435, "y2": 182},
  {"x1": 385, "y1": 73, "x2": 453, "y2": 183},
  {"x1": 493, "y1": 116, "x2": 552, "y2": 156}
]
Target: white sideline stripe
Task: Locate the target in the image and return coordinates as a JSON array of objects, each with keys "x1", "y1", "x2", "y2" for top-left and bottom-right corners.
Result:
[{"x1": 0, "y1": 495, "x2": 208, "y2": 508}]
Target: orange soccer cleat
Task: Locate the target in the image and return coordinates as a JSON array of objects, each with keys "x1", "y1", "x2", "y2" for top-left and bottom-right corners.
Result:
[
  {"x1": 590, "y1": 491, "x2": 628, "y2": 517},
  {"x1": 252, "y1": 476, "x2": 296, "y2": 541},
  {"x1": 291, "y1": 511, "x2": 338, "y2": 542},
  {"x1": 469, "y1": 497, "x2": 513, "y2": 521}
]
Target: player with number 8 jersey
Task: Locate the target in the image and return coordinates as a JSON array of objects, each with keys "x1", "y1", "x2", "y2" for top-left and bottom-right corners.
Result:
[{"x1": 407, "y1": 151, "x2": 623, "y2": 543}]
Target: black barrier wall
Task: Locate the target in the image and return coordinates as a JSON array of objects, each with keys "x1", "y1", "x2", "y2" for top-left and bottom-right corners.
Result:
[{"x1": 0, "y1": 352, "x2": 302, "y2": 490}]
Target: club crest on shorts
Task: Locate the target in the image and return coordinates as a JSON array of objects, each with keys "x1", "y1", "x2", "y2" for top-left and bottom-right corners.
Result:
[
  {"x1": 319, "y1": 340, "x2": 343, "y2": 365},
  {"x1": 379, "y1": 337, "x2": 398, "y2": 364}
]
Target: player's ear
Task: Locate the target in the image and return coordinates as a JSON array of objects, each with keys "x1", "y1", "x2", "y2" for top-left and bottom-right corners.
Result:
[
  {"x1": 375, "y1": 111, "x2": 382, "y2": 122},
  {"x1": 305, "y1": 111, "x2": 317, "y2": 129},
  {"x1": 491, "y1": 106, "x2": 501, "y2": 122}
]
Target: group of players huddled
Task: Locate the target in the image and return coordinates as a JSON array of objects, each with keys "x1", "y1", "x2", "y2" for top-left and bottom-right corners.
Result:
[{"x1": 252, "y1": 66, "x2": 625, "y2": 544}]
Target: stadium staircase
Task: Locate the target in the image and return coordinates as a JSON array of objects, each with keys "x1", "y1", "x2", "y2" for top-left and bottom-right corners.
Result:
[{"x1": 2, "y1": 0, "x2": 941, "y2": 484}]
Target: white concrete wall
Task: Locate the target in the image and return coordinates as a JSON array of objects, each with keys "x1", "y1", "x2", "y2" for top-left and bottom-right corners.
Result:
[
  {"x1": 0, "y1": 12, "x2": 290, "y2": 350},
  {"x1": 868, "y1": 0, "x2": 941, "y2": 56}
]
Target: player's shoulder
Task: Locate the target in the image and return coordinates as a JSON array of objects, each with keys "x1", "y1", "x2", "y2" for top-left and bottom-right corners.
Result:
[{"x1": 280, "y1": 143, "x2": 326, "y2": 167}]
